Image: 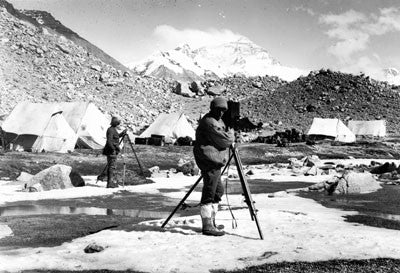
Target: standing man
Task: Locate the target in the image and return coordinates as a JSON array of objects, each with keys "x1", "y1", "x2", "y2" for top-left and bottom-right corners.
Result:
[
  {"x1": 194, "y1": 97, "x2": 235, "y2": 236},
  {"x1": 98, "y1": 116, "x2": 127, "y2": 188}
]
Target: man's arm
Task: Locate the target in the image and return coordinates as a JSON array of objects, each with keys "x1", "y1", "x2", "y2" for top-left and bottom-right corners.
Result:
[{"x1": 119, "y1": 129, "x2": 127, "y2": 138}]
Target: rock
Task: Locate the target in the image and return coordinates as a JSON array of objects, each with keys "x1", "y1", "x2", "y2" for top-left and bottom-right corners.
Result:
[
  {"x1": 84, "y1": 242, "x2": 105, "y2": 253},
  {"x1": 148, "y1": 166, "x2": 160, "y2": 175},
  {"x1": 176, "y1": 159, "x2": 199, "y2": 176},
  {"x1": 370, "y1": 162, "x2": 397, "y2": 174},
  {"x1": 206, "y1": 85, "x2": 226, "y2": 96},
  {"x1": 90, "y1": 65, "x2": 102, "y2": 72},
  {"x1": 171, "y1": 81, "x2": 195, "y2": 98},
  {"x1": 335, "y1": 172, "x2": 381, "y2": 194},
  {"x1": 99, "y1": 72, "x2": 110, "y2": 82},
  {"x1": 69, "y1": 169, "x2": 85, "y2": 187},
  {"x1": 17, "y1": 171, "x2": 33, "y2": 182},
  {"x1": 56, "y1": 43, "x2": 71, "y2": 54},
  {"x1": 189, "y1": 81, "x2": 204, "y2": 95},
  {"x1": 26, "y1": 164, "x2": 74, "y2": 192},
  {"x1": 252, "y1": 81, "x2": 262, "y2": 88}
]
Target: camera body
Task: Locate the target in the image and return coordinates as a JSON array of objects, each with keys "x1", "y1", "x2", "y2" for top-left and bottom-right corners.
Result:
[{"x1": 222, "y1": 100, "x2": 240, "y2": 130}]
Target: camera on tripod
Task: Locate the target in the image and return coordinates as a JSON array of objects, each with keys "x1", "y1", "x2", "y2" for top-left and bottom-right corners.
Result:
[
  {"x1": 222, "y1": 100, "x2": 261, "y2": 131},
  {"x1": 221, "y1": 100, "x2": 240, "y2": 130}
]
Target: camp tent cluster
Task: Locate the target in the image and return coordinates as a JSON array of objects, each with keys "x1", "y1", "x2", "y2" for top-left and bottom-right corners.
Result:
[
  {"x1": 307, "y1": 118, "x2": 387, "y2": 142},
  {"x1": 1, "y1": 101, "x2": 110, "y2": 153}
]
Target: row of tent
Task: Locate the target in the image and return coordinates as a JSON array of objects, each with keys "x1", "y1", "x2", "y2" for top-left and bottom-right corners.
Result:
[
  {"x1": 307, "y1": 118, "x2": 386, "y2": 143},
  {"x1": 0, "y1": 102, "x2": 196, "y2": 153},
  {"x1": 1, "y1": 102, "x2": 110, "y2": 153},
  {"x1": 0, "y1": 101, "x2": 387, "y2": 153}
]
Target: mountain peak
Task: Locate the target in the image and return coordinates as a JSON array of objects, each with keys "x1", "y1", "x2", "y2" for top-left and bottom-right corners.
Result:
[{"x1": 132, "y1": 38, "x2": 307, "y2": 81}]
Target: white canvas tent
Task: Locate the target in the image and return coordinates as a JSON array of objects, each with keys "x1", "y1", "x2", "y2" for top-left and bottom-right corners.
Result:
[
  {"x1": 2, "y1": 101, "x2": 109, "y2": 152},
  {"x1": 140, "y1": 112, "x2": 195, "y2": 141},
  {"x1": 56, "y1": 102, "x2": 110, "y2": 149},
  {"x1": 31, "y1": 112, "x2": 78, "y2": 153},
  {"x1": 348, "y1": 120, "x2": 386, "y2": 137},
  {"x1": 307, "y1": 118, "x2": 356, "y2": 143}
]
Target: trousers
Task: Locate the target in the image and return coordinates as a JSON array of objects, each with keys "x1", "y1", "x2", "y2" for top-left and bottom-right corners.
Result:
[{"x1": 200, "y1": 168, "x2": 224, "y2": 204}]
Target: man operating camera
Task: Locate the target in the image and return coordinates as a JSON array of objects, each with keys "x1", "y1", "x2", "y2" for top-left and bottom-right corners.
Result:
[
  {"x1": 98, "y1": 116, "x2": 127, "y2": 188},
  {"x1": 193, "y1": 97, "x2": 235, "y2": 236}
]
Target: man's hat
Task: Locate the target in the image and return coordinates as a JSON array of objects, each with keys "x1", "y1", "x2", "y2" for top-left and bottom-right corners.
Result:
[
  {"x1": 210, "y1": 97, "x2": 228, "y2": 110},
  {"x1": 110, "y1": 115, "x2": 121, "y2": 125}
]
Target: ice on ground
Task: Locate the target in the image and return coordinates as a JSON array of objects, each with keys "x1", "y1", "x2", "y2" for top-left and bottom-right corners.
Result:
[
  {"x1": 1, "y1": 194, "x2": 400, "y2": 273},
  {"x1": 0, "y1": 175, "x2": 202, "y2": 206}
]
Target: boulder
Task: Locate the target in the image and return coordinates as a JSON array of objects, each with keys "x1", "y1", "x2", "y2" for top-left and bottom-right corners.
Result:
[
  {"x1": 84, "y1": 242, "x2": 105, "y2": 253},
  {"x1": 335, "y1": 172, "x2": 381, "y2": 194},
  {"x1": 206, "y1": 85, "x2": 226, "y2": 96},
  {"x1": 189, "y1": 81, "x2": 204, "y2": 95},
  {"x1": 172, "y1": 81, "x2": 194, "y2": 97},
  {"x1": 370, "y1": 162, "x2": 397, "y2": 174},
  {"x1": 176, "y1": 159, "x2": 199, "y2": 176},
  {"x1": 26, "y1": 164, "x2": 84, "y2": 192}
]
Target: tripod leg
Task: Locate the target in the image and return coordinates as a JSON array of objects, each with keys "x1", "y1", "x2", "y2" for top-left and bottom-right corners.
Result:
[
  {"x1": 231, "y1": 145, "x2": 264, "y2": 240},
  {"x1": 126, "y1": 135, "x2": 145, "y2": 176},
  {"x1": 161, "y1": 175, "x2": 203, "y2": 228}
]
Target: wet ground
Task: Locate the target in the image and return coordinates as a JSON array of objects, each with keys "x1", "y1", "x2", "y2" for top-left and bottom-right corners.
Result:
[
  {"x1": 0, "y1": 180, "x2": 311, "y2": 249},
  {"x1": 1, "y1": 143, "x2": 400, "y2": 272},
  {"x1": 300, "y1": 185, "x2": 400, "y2": 230}
]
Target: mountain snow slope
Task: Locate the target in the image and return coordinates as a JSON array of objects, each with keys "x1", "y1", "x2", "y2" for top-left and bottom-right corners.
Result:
[{"x1": 131, "y1": 38, "x2": 308, "y2": 82}]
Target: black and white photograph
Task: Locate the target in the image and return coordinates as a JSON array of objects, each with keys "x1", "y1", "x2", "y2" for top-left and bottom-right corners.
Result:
[{"x1": 0, "y1": 0, "x2": 400, "y2": 272}]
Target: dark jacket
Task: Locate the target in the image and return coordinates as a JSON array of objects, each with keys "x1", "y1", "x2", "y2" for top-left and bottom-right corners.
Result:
[
  {"x1": 102, "y1": 127, "x2": 124, "y2": 156},
  {"x1": 193, "y1": 113, "x2": 235, "y2": 171}
]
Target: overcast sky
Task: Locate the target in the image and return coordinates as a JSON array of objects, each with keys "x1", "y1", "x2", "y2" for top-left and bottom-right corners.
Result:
[{"x1": 8, "y1": 0, "x2": 400, "y2": 76}]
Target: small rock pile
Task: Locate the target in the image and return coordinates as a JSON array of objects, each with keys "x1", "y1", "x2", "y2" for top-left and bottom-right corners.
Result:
[{"x1": 241, "y1": 69, "x2": 400, "y2": 134}]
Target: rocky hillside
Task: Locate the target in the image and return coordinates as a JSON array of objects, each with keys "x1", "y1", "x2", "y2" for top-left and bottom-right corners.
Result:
[
  {"x1": 19, "y1": 9, "x2": 128, "y2": 72},
  {"x1": 241, "y1": 69, "x2": 400, "y2": 134},
  {"x1": 0, "y1": 1, "x2": 186, "y2": 131}
]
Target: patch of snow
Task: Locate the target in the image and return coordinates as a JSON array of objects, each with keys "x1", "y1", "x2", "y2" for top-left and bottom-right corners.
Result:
[
  {"x1": 1, "y1": 195, "x2": 400, "y2": 272},
  {"x1": 0, "y1": 224, "x2": 13, "y2": 240}
]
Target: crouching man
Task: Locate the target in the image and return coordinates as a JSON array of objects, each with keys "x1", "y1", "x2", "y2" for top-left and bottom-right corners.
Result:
[
  {"x1": 98, "y1": 116, "x2": 127, "y2": 188},
  {"x1": 193, "y1": 97, "x2": 234, "y2": 236}
]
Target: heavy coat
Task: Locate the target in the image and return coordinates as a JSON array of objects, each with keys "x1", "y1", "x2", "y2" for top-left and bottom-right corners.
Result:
[
  {"x1": 102, "y1": 126, "x2": 123, "y2": 156},
  {"x1": 193, "y1": 113, "x2": 234, "y2": 171}
]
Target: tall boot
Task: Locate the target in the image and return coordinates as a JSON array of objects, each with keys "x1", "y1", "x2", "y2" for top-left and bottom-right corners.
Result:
[
  {"x1": 212, "y1": 203, "x2": 224, "y2": 230},
  {"x1": 200, "y1": 204, "x2": 224, "y2": 236}
]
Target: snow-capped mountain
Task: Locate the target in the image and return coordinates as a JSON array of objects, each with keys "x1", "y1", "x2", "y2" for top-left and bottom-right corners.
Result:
[
  {"x1": 383, "y1": 68, "x2": 400, "y2": 85},
  {"x1": 130, "y1": 37, "x2": 308, "y2": 82}
]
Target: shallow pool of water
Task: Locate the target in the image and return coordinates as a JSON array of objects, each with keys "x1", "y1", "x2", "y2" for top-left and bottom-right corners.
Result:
[{"x1": 0, "y1": 205, "x2": 177, "y2": 219}]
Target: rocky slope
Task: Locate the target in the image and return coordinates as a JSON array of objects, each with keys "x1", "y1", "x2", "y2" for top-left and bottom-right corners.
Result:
[
  {"x1": 131, "y1": 38, "x2": 307, "y2": 82},
  {"x1": 241, "y1": 69, "x2": 400, "y2": 134},
  {"x1": 0, "y1": 1, "x2": 186, "y2": 131},
  {"x1": 19, "y1": 9, "x2": 128, "y2": 72}
]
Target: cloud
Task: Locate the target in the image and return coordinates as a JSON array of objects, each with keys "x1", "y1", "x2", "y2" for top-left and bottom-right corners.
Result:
[
  {"x1": 319, "y1": 7, "x2": 400, "y2": 79},
  {"x1": 152, "y1": 25, "x2": 248, "y2": 50}
]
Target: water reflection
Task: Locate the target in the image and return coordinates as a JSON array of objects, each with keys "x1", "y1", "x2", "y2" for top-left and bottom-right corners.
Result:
[{"x1": 0, "y1": 205, "x2": 176, "y2": 219}]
